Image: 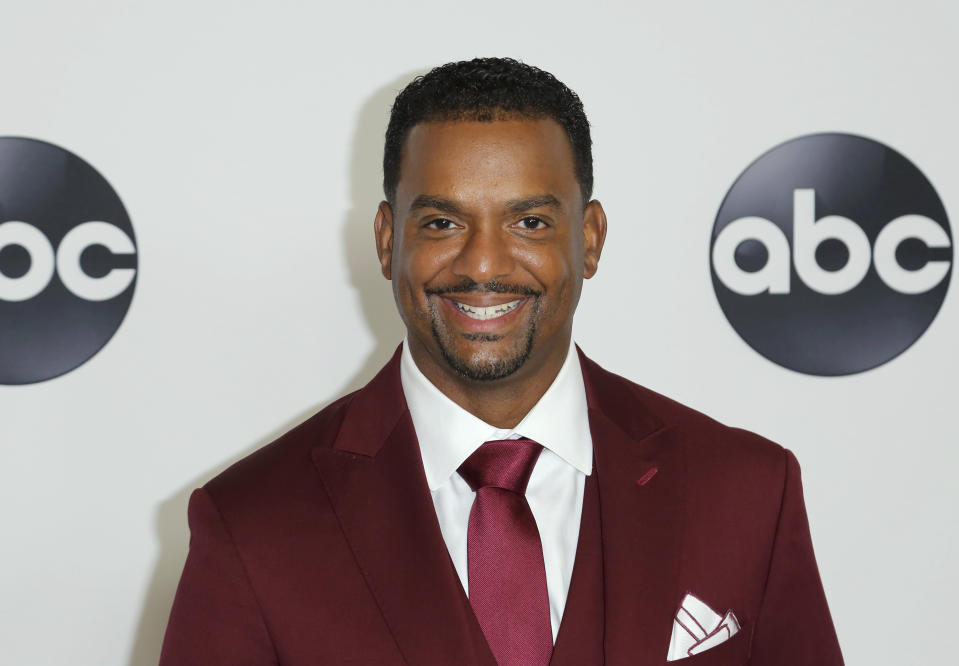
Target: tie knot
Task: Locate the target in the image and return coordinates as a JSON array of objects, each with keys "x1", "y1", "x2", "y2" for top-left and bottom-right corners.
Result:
[{"x1": 457, "y1": 439, "x2": 543, "y2": 494}]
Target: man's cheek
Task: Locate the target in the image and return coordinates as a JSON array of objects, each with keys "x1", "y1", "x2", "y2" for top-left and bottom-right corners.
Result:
[{"x1": 540, "y1": 278, "x2": 574, "y2": 317}]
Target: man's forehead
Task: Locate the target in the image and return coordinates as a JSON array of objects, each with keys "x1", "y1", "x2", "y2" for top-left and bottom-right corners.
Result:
[
  {"x1": 395, "y1": 118, "x2": 578, "y2": 209},
  {"x1": 402, "y1": 116, "x2": 569, "y2": 152}
]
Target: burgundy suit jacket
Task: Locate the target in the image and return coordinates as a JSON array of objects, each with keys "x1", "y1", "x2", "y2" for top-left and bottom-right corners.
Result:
[{"x1": 159, "y1": 347, "x2": 843, "y2": 665}]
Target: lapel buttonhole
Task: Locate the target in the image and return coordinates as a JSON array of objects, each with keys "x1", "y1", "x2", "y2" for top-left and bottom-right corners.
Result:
[{"x1": 636, "y1": 466, "x2": 659, "y2": 486}]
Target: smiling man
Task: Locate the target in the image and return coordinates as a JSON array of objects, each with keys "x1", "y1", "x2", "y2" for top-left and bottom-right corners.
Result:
[
  {"x1": 160, "y1": 58, "x2": 843, "y2": 665},
  {"x1": 375, "y1": 113, "x2": 604, "y2": 427}
]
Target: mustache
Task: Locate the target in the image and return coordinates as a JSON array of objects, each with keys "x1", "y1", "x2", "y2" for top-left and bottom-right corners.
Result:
[{"x1": 424, "y1": 278, "x2": 542, "y2": 298}]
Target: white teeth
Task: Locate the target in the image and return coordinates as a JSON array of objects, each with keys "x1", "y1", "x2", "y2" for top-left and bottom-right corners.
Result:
[{"x1": 453, "y1": 299, "x2": 522, "y2": 320}]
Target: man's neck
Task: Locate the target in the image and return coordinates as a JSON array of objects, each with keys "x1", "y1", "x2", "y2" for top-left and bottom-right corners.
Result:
[{"x1": 406, "y1": 336, "x2": 572, "y2": 429}]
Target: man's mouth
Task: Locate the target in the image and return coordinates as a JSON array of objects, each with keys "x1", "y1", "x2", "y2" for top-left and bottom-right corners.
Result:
[{"x1": 451, "y1": 299, "x2": 523, "y2": 321}]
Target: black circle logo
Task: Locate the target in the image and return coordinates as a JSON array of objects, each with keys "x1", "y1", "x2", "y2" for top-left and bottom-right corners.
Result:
[
  {"x1": 711, "y1": 133, "x2": 952, "y2": 376},
  {"x1": 0, "y1": 137, "x2": 137, "y2": 385}
]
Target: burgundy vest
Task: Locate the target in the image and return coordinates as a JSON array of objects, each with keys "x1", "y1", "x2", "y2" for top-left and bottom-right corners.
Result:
[{"x1": 549, "y1": 468, "x2": 605, "y2": 665}]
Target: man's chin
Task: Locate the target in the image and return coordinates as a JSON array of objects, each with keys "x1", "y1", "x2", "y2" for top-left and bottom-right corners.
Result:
[
  {"x1": 433, "y1": 329, "x2": 535, "y2": 382},
  {"x1": 461, "y1": 331, "x2": 506, "y2": 343}
]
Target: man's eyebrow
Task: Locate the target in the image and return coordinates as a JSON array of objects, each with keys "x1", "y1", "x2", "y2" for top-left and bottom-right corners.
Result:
[
  {"x1": 505, "y1": 194, "x2": 563, "y2": 213},
  {"x1": 409, "y1": 195, "x2": 463, "y2": 215}
]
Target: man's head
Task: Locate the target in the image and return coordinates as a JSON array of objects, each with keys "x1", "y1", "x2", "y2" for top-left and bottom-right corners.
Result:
[
  {"x1": 374, "y1": 58, "x2": 606, "y2": 395},
  {"x1": 383, "y1": 58, "x2": 594, "y2": 208}
]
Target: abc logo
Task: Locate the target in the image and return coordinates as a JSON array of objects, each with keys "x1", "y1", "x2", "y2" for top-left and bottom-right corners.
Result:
[
  {"x1": 711, "y1": 133, "x2": 952, "y2": 376},
  {"x1": 0, "y1": 137, "x2": 137, "y2": 385}
]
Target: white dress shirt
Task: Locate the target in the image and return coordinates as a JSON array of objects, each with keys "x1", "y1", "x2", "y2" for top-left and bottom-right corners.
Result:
[{"x1": 400, "y1": 339, "x2": 593, "y2": 642}]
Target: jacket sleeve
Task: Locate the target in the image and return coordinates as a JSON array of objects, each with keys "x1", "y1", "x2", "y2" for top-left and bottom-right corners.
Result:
[
  {"x1": 158, "y1": 488, "x2": 278, "y2": 666},
  {"x1": 748, "y1": 449, "x2": 844, "y2": 665}
]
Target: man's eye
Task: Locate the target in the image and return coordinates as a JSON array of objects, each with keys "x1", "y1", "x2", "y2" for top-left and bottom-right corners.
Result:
[
  {"x1": 516, "y1": 216, "x2": 547, "y2": 230},
  {"x1": 425, "y1": 218, "x2": 456, "y2": 230}
]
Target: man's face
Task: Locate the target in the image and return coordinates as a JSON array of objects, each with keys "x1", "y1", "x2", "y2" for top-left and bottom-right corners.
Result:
[{"x1": 375, "y1": 117, "x2": 605, "y2": 386}]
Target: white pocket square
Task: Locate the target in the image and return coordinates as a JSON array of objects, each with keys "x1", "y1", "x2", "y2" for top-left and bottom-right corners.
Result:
[{"x1": 666, "y1": 593, "x2": 741, "y2": 661}]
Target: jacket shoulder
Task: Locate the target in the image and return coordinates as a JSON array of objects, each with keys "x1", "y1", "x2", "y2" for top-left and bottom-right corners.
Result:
[
  {"x1": 202, "y1": 346, "x2": 407, "y2": 512},
  {"x1": 582, "y1": 353, "x2": 788, "y2": 478},
  {"x1": 202, "y1": 390, "x2": 357, "y2": 509}
]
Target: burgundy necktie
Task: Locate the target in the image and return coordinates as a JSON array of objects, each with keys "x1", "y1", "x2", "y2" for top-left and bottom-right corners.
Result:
[{"x1": 458, "y1": 439, "x2": 552, "y2": 666}]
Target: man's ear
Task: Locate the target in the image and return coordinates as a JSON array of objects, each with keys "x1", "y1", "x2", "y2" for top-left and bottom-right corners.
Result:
[
  {"x1": 583, "y1": 199, "x2": 608, "y2": 279},
  {"x1": 373, "y1": 201, "x2": 394, "y2": 280}
]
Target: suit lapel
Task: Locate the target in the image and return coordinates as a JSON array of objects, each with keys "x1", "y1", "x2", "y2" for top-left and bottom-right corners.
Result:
[
  {"x1": 580, "y1": 350, "x2": 687, "y2": 665},
  {"x1": 312, "y1": 349, "x2": 495, "y2": 666}
]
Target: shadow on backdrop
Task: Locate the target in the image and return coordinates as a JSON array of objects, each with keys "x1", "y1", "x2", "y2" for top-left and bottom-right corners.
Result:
[{"x1": 127, "y1": 70, "x2": 419, "y2": 666}]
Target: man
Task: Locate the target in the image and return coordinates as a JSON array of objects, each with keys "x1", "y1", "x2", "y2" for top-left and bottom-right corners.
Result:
[{"x1": 159, "y1": 58, "x2": 843, "y2": 665}]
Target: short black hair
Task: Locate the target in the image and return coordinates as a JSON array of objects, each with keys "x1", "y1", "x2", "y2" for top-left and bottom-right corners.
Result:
[{"x1": 383, "y1": 57, "x2": 593, "y2": 206}]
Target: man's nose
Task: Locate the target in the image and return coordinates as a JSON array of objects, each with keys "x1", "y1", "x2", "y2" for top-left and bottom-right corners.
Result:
[{"x1": 450, "y1": 224, "x2": 515, "y2": 284}]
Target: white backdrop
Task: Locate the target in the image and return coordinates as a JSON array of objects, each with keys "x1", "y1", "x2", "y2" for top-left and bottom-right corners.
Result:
[{"x1": 1, "y1": 1, "x2": 956, "y2": 663}]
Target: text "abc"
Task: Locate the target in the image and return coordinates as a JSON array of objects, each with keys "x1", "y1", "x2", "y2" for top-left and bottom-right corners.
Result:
[
  {"x1": 0, "y1": 221, "x2": 136, "y2": 302},
  {"x1": 712, "y1": 189, "x2": 952, "y2": 295}
]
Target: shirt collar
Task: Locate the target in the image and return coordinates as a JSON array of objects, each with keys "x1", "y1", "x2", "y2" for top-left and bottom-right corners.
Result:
[{"x1": 400, "y1": 339, "x2": 593, "y2": 491}]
